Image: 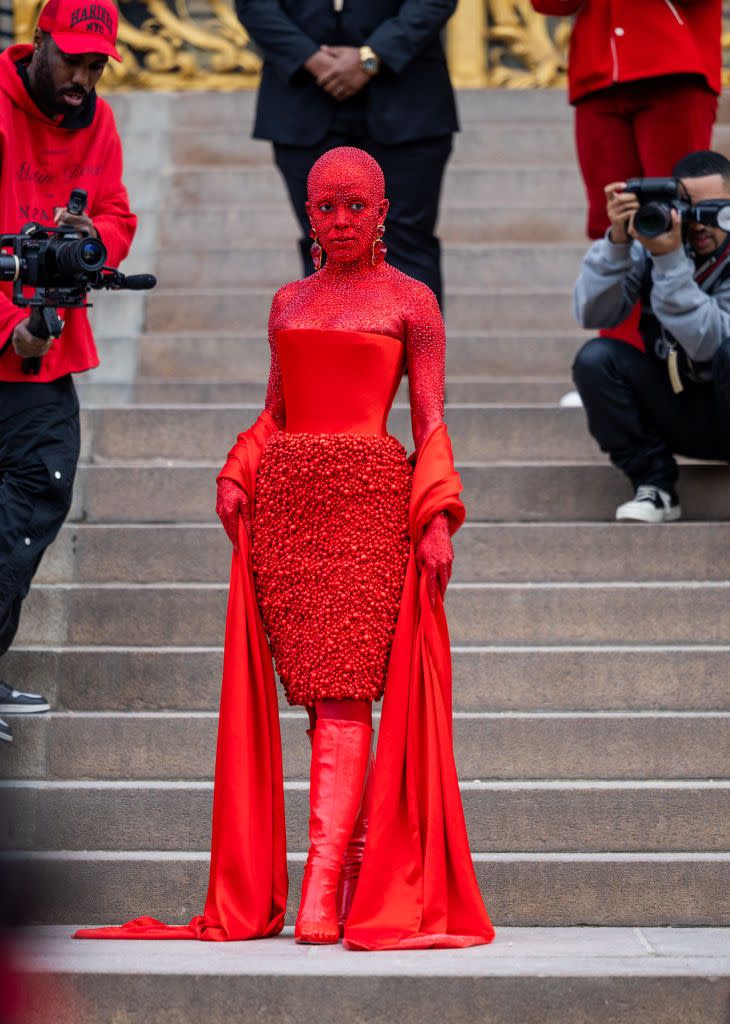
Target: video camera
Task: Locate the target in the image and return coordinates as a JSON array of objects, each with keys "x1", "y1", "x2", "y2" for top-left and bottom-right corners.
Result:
[
  {"x1": 0, "y1": 188, "x2": 156, "y2": 374},
  {"x1": 624, "y1": 177, "x2": 730, "y2": 239}
]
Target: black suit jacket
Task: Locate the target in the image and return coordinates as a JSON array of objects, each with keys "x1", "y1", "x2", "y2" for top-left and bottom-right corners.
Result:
[{"x1": 237, "y1": 0, "x2": 459, "y2": 145}]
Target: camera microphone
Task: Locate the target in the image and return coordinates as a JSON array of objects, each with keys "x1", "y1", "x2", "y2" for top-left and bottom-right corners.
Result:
[{"x1": 120, "y1": 273, "x2": 157, "y2": 290}]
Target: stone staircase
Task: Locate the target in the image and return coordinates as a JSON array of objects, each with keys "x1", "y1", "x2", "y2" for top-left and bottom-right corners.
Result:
[{"x1": 3, "y1": 90, "x2": 730, "y2": 1022}]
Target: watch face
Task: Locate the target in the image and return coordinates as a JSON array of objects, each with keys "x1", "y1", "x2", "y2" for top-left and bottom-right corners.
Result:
[{"x1": 363, "y1": 58, "x2": 377, "y2": 73}]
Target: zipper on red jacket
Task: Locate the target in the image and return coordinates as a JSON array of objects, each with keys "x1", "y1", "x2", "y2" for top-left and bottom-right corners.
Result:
[
  {"x1": 663, "y1": 0, "x2": 684, "y2": 25},
  {"x1": 610, "y1": 35, "x2": 618, "y2": 82}
]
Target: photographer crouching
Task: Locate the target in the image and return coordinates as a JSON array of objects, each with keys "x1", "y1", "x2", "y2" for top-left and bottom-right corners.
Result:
[
  {"x1": 573, "y1": 150, "x2": 730, "y2": 523},
  {"x1": 0, "y1": 0, "x2": 137, "y2": 742}
]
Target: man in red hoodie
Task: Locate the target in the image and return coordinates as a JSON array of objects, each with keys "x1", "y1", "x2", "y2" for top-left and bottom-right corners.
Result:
[{"x1": 0, "y1": 0, "x2": 136, "y2": 741}]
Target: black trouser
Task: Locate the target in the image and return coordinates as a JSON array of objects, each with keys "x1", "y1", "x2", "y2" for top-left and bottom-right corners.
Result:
[
  {"x1": 0, "y1": 376, "x2": 80, "y2": 656},
  {"x1": 273, "y1": 133, "x2": 453, "y2": 306},
  {"x1": 572, "y1": 336, "x2": 730, "y2": 490}
]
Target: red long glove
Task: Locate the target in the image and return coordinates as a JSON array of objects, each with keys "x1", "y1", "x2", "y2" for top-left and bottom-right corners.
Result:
[
  {"x1": 415, "y1": 511, "x2": 454, "y2": 608},
  {"x1": 216, "y1": 478, "x2": 252, "y2": 551}
]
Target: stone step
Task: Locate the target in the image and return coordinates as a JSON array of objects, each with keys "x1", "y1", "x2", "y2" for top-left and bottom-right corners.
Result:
[
  {"x1": 163, "y1": 120, "x2": 730, "y2": 169},
  {"x1": 17, "y1": 924, "x2": 730, "y2": 1024},
  {"x1": 69, "y1": 462, "x2": 730, "y2": 525},
  {"x1": 110, "y1": 89, "x2": 567, "y2": 130},
  {"x1": 108, "y1": 84, "x2": 730, "y2": 128},
  {"x1": 158, "y1": 203, "x2": 588, "y2": 246},
  {"x1": 6, "y1": 780, "x2": 729, "y2": 854},
  {"x1": 167, "y1": 167, "x2": 573, "y2": 208},
  {"x1": 137, "y1": 331, "x2": 586, "y2": 380},
  {"x1": 131, "y1": 377, "x2": 571, "y2": 405},
  {"x1": 6, "y1": 850, "x2": 729, "y2": 927},
  {"x1": 7, "y1": 643, "x2": 728, "y2": 714},
  {"x1": 36, "y1": 522, "x2": 730, "y2": 585},
  {"x1": 154, "y1": 243, "x2": 586, "y2": 290},
  {"x1": 169, "y1": 122, "x2": 579, "y2": 167},
  {"x1": 6, "y1": 710, "x2": 729, "y2": 782},
  {"x1": 79, "y1": 405, "x2": 598, "y2": 462},
  {"x1": 145, "y1": 287, "x2": 578, "y2": 333},
  {"x1": 16, "y1": 582, "x2": 730, "y2": 648}
]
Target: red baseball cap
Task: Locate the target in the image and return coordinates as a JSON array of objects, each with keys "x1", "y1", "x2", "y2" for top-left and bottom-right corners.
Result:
[{"x1": 38, "y1": 0, "x2": 122, "y2": 62}]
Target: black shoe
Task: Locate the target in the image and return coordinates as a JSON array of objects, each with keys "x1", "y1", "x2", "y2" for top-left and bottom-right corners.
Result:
[
  {"x1": 0, "y1": 681, "x2": 50, "y2": 714},
  {"x1": 616, "y1": 485, "x2": 681, "y2": 524},
  {"x1": 0, "y1": 717, "x2": 12, "y2": 743}
]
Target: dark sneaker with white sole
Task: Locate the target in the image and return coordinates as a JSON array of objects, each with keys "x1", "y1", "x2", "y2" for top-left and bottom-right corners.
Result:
[
  {"x1": 0, "y1": 681, "x2": 50, "y2": 714},
  {"x1": 616, "y1": 485, "x2": 681, "y2": 524},
  {"x1": 0, "y1": 717, "x2": 12, "y2": 743}
]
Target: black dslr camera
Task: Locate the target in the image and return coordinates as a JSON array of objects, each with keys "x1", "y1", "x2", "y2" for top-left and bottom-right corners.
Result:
[
  {"x1": 624, "y1": 178, "x2": 693, "y2": 238},
  {"x1": 624, "y1": 177, "x2": 730, "y2": 240},
  {"x1": 0, "y1": 188, "x2": 156, "y2": 374}
]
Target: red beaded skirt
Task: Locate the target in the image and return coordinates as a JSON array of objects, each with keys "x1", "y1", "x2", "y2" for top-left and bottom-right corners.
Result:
[{"x1": 252, "y1": 432, "x2": 412, "y2": 707}]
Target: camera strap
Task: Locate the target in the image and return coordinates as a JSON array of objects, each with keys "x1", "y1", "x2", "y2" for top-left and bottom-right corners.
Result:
[
  {"x1": 693, "y1": 235, "x2": 730, "y2": 288},
  {"x1": 645, "y1": 237, "x2": 730, "y2": 393}
]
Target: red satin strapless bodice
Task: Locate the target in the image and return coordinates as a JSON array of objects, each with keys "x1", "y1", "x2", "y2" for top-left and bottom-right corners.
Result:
[{"x1": 276, "y1": 328, "x2": 404, "y2": 436}]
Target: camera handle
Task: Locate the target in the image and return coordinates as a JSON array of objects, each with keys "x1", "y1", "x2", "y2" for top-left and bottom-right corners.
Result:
[{"x1": 21, "y1": 306, "x2": 65, "y2": 376}]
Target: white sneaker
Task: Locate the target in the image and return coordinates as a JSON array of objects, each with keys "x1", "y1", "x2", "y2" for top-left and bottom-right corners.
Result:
[
  {"x1": 0, "y1": 718, "x2": 12, "y2": 743},
  {"x1": 559, "y1": 390, "x2": 583, "y2": 408},
  {"x1": 0, "y1": 681, "x2": 50, "y2": 714},
  {"x1": 616, "y1": 485, "x2": 681, "y2": 523}
]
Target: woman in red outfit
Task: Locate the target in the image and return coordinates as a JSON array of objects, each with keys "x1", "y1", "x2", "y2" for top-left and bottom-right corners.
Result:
[
  {"x1": 218, "y1": 145, "x2": 481, "y2": 945},
  {"x1": 76, "y1": 147, "x2": 493, "y2": 950}
]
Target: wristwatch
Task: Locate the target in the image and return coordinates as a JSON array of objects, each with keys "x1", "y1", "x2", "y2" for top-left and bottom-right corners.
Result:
[{"x1": 359, "y1": 45, "x2": 381, "y2": 76}]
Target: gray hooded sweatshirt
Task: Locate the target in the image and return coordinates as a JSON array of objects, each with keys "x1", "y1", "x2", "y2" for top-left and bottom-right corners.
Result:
[{"x1": 573, "y1": 233, "x2": 730, "y2": 372}]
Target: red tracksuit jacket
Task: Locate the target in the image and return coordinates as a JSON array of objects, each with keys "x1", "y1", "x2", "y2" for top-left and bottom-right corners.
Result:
[
  {"x1": 531, "y1": 0, "x2": 722, "y2": 104},
  {"x1": 0, "y1": 44, "x2": 136, "y2": 383}
]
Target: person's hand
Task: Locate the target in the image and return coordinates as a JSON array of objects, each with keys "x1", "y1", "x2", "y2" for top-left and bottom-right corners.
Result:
[
  {"x1": 11, "y1": 319, "x2": 53, "y2": 359},
  {"x1": 216, "y1": 477, "x2": 251, "y2": 551},
  {"x1": 304, "y1": 49, "x2": 335, "y2": 82},
  {"x1": 604, "y1": 181, "x2": 639, "y2": 245},
  {"x1": 415, "y1": 512, "x2": 454, "y2": 608},
  {"x1": 629, "y1": 207, "x2": 684, "y2": 257},
  {"x1": 316, "y1": 45, "x2": 370, "y2": 101},
  {"x1": 54, "y1": 206, "x2": 98, "y2": 237}
]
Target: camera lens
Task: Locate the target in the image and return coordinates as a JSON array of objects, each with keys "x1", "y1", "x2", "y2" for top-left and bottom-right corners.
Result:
[
  {"x1": 53, "y1": 236, "x2": 107, "y2": 276},
  {"x1": 78, "y1": 238, "x2": 105, "y2": 269},
  {"x1": 634, "y1": 202, "x2": 673, "y2": 238},
  {"x1": 0, "y1": 253, "x2": 20, "y2": 282}
]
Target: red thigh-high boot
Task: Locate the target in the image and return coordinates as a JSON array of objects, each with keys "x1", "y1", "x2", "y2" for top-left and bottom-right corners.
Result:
[
  {"x1": 295, "y1": 715, "x2": 372, "y2": 944},
  {"x1": 337, "y1": 739, "x2": 375, "y2": 930}
]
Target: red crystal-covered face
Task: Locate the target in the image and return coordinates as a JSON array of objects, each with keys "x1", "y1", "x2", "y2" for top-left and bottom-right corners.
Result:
[{"x1": 306, "y1": 147, "x2": 389, "y2": 266}]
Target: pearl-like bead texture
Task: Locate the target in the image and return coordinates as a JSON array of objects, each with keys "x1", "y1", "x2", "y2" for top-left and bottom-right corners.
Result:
[{"x1": 252, "y1": 432, "x2": 412, "y2": 707}]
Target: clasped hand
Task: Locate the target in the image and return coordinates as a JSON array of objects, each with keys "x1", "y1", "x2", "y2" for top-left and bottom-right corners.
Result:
[
  {"x1": 305, "y1": 46, "x2": 370, "y2": 101},
  {"x1": 604, "y1": 180, "x2": 683, "y2": 257}
]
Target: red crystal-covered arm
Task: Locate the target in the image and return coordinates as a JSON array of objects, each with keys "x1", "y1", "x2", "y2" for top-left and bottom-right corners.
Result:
[
  {"x1": 406, "y1": 282, "x2": 445, "y2": 452},
  {"x1": 216, "y1": 290, "x2": 287, "y2": 547},
  {"x1": 262, "y1": 287, "x2": 287, "y2": 430},
  {"x1": 405, "y1": 283, "x2": 455, "y2": 606}
]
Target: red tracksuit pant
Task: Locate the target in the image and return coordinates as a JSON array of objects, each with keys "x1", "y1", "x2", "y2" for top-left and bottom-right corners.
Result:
[
  {"x1": 575, "y1": 73, "x2": 717, "y2": 348},
  {"x1": 575, "y1": 73, "x2": 718, "y2": 240}
]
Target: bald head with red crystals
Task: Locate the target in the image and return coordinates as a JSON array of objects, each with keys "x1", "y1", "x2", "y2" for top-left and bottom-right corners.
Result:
[{"x1": 306, "y1": 147, "x2": 389, "y2": 267}]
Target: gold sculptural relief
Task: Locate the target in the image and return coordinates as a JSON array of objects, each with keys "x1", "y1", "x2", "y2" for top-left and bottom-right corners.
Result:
[{"x1": 11, "y1": 0, "x2": 730, "y2": 90}]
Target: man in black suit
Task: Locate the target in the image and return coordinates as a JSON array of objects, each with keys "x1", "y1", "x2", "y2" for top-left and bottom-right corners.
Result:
[{"x1": 237, "y1": 0, "x2": 458, "y2": 305}]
